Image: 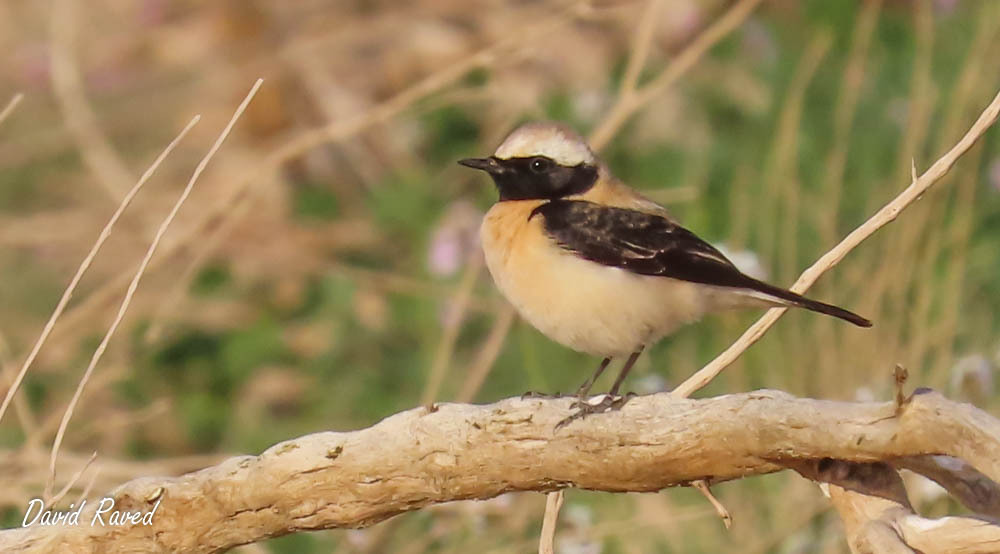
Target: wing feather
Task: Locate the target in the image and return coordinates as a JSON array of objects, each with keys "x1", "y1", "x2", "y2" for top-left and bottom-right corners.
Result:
[
  {"x1": 529, "y1": 199, "x2": 872, "y2": 327},
  {"x1": 531, "y1": 199, "x2": 748, "y2": 287}
]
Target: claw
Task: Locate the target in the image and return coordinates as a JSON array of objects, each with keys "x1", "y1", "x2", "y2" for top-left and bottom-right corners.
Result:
[{"x1": 555, "y1": 393, "x2": 635, "y2": 430}]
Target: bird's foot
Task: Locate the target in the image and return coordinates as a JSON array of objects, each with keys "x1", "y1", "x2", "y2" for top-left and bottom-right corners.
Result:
[
  {"x1": 520, "y1": 390, "x2": 565, "y2": 400},
  {"x1": 555, "y1": 392, "x2": 637, "y2": 430}
]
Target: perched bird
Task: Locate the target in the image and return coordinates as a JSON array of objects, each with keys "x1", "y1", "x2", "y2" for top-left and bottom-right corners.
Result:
[{"x1": 459, "y1": 122, "x2": 871, "y2": 423}]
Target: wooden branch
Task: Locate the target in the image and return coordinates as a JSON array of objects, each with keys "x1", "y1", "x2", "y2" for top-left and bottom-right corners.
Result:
[
  {"x1": 829, "y1": 484, "x2": 920, "y2": 554},
  {"x1": 894, "y1": 455, "x2": 1000, "y2": 518},
  {"x1": 2, "y1": 388, "x2": 999, "y2": 553},
  {"x1": 829, "y1": 478, "x2": 1000, "y2": 554}
]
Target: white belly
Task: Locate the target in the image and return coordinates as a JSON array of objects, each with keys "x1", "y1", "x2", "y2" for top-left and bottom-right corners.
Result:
[{"x1": 481, "y1": 202, "x2": 708, "y2": 358}]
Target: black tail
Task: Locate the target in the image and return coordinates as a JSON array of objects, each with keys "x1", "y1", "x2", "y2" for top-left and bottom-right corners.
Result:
[{"x1": 746, "y1": 278, "x2": 873, "y2": 328}]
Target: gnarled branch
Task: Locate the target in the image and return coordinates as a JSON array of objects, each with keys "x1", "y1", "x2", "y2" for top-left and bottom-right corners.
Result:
[{"x1": 1, "y1": 388, "x2": 999, "y2": 552}]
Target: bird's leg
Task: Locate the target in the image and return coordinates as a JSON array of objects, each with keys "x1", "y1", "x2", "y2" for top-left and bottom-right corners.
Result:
[
  {"x1": 522, "y1": 357, "x2": 611, "y2": 400},
  {"x1": 575, "y1": 357, "x2": 612, "y2": 398},
  {"x1": 557, "y1": 349, "x2": 644, "y2": 429},
  {"x1": 607, "y1": 347, "x2": 643, "y2": 398}
]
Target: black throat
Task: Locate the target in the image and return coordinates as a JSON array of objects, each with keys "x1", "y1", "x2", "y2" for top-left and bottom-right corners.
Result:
[{"x1": 488, "y1": 157, "x2": 598, "y2": 201}]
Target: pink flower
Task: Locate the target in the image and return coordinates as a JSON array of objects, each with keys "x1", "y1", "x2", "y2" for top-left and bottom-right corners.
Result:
[
  {"x1": 427, "y1": 200, "x2": 482, "y2": 277},
  {"x1": 934, "y1": 0, "x2": 960, "y2": 15},
  {"x1": 14, "y1": 44, "x2": 51, "y2": 89}
]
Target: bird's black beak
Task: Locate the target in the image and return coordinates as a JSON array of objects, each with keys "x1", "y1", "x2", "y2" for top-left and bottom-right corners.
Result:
[{"x1": 458, "y1": 157, "x2": 500, "y2": 174}]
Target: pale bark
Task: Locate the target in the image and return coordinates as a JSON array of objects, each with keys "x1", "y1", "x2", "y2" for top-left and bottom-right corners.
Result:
[{"x1": 2, "y1": 388, "x2": 999, "y2": 553}]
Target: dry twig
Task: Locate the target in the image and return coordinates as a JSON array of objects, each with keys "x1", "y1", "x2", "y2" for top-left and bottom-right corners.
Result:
[
  {"x1": 672, "y1": 87, "x2": 1000, "y2": 398},
  {"x1": 49, "y1": 0, "x2": 134, "y2": 201},
  {"x1": 47, "y1": 452, "x2": 97, "y2": 508},
  {"x1": 456, "y1": 305, "x2": 516, "y2": 403},
  {"x1": 588, "y1": 0, "x2": 764, "y2": 150},
  {"x1": 0, "y1": 115, "x2": 201, "y2": 429},
  {"x1": 692, "y1": 480, "x2": 732, "y2": 530},
  {"x1": 44, "y1": 80, "x2": 264, "y2": 499},
  {"x1": 421, "y1": 254, "x2": 484, "y2": 406},
  {"x1": 0, "y1": 93, "x2": 24, "y2": 128},
  {"x1": 538, "y1": 490, "x2": 564, "y2": 554}
]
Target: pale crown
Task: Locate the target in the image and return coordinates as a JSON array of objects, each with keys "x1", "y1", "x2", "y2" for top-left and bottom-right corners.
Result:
[{"x1": 493, "y1": 122, "x2": 596, "y2": 167}]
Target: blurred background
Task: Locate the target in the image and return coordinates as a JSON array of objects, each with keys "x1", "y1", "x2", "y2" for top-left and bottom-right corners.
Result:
[{"x1": 1, "y1": 0, "x2": 999, "y2": 552}]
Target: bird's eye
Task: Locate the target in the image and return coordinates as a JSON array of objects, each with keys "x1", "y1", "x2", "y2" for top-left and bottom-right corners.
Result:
[{"x1": 529, "y1": 157, "x2": 550, "y2": 173}]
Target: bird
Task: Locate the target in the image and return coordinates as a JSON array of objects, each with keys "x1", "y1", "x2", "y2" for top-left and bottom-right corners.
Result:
[{"x1": 458, "y1": 122, "x2": 871, "y2": 425}]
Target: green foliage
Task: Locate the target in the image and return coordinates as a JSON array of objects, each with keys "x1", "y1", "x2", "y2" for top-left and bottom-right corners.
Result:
[
  {"x1": 191, "y1": 262, "x2": 232, "y2": 295},
  {"x1": 367, "y1": 172, "x2": 443, "y2": 239},
  {"x1": 419, "y1": 105, "x2": 480, "y2": 166},
  {"x1": 293, "y1": 185, "x2": 341, "y2": 222}
]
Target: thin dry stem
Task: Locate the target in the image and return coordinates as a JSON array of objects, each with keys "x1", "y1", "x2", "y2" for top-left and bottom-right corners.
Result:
[
  {"x1": 50, "y1": 0, "x2": 134, "y2": 201},
  {"x1": 0, "y1": 336, "x2": 37, "y2": 438},
  {"x1": 47, "y1": 451, "x2": 96, "y2": 508},
  {"x1": 456, "y1": 305, "x2": 516, "y2": 403},
  {"x1": 588, "y1": 0, "x2": 764, "y2": 150},
  {"x1": 0, "y1": 93, "x2": 24, "y2": 128},
  {"x1": 818, "y1": 0, "x2": 882, "y2": 247},
  {"x1": 44, "y1": 79, "x2": 263, "y2": 498},
  {"x1": 760, "y1": 30, "x2": 831, "y2": 279},
  {"x1": 0, "y1": 115, "x2": 201, "y2": 428},
  {"x1": 538, "y1": 490, "x2": 564, "y2": 554},
  {"x1": 672, "y1": 87, "x2": 1000, "y2": 399},
  {"x1": 421, "y1": 254, "x2": 484, "y2": 405},
  {"x1": 756, "y1": 31, "x2": 832, "y2": 392},
  {"x1": 873, "y1": 0, "x2": 937, "y2": 370},
  {"x1": 692, "y1": 480, "x2": 732, "y2": 530},
  {"x1": 779, "y1": 31, "x2": 832, "y2": 284},
  {"x1": 909, "y1": 147, "x2": 983, "y2": 381},
  {"x1": 143, "y1": 184, "x2": 260, "y2": 343},
  {"x1": 73, "y1": 462, "x2": 100, "y2": 507},
  {"x1": 811, "y1": 0, "x2": 883, "y2": 388},
  {"x1": 618, "y1": 0, "x2": 664, "y2": 98},
  {"x1": 4, "y1": 447, "x2": 225, "y2": 508},
  {"x1": 269, "y1": 4, "x2": 578, "y2": 165},
  {"x1": 924, "y1": 5, "x2": 1000, "y2": 381}
]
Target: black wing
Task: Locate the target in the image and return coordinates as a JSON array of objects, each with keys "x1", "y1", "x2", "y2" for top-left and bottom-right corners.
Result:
[
  {"x1": 531, "y1": 200, "x2": 872, "y2": 327},
  {"x1": 532, "y1": 200, "x2": 749, "y2": 286}
]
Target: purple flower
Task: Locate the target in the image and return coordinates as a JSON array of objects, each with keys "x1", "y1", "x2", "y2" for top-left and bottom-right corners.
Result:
[{"x1": 427, "y1": 200, "x2": 482, "y2": 277}]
